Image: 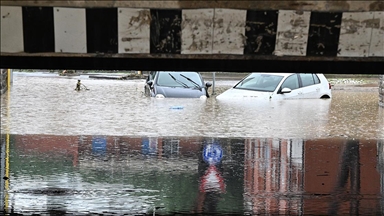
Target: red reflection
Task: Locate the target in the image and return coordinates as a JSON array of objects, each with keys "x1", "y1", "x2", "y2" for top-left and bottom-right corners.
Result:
[
  {"x1": 14, "y1": 134, "x2": 79, "y2": 166},
  {"x1": 244, "y1": 138, "x2": 381, "y2": 215},
  {"x1": 194, "y1": 141, "x2": 226, "y2": 214},
  {"x1": 199, "y1": 165, "x2": 225, "y2": 193}
]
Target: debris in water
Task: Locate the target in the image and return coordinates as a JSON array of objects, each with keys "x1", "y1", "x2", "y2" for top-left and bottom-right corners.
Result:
[{"x1": 170, "y1": 106, "x2": 184, "y2": 110}]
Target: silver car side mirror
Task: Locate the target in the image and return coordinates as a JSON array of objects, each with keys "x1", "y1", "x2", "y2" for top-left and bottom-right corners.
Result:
[{"x1": 146, "y1": 80, "x2": 154, "y2": 89}]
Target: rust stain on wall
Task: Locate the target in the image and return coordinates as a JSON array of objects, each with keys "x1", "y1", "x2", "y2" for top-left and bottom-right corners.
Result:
[
  {"x1": 121, "y1": 37, "x2": 142, "y2": 42},
  {"x1": 341, "y1": 17, "x2": 381, "y2": 34},
  {"x1": 341, "y1": 18, "x2": 361, "y2": 34},
  {"x1": 212, "y1": 9, "x2": 246, "y2": 54},
  {"x1": 290, "y1": 17, "x2": 307, "y2": 27},
  {"x1": 338, "y1": 12, "x2": 376, "y2": 57},
  {"x1": 275, "y1": 10, "x2": 311, "y2": 56},
  {"x1": 181, "y1": 9, "x2": 214, "y2": 54},
  {"x1": 118, "y1": 8, "x2": 150, "y2": 53},
  {"x1": 369, "y1": 12, "x2": 383, "y2": 57},
  {"x1": 363, "y1": 18, "x2": 381, "y2": 28},
  {"x1": 128, "y1": 9, "x2": 151, "y2": 29}
]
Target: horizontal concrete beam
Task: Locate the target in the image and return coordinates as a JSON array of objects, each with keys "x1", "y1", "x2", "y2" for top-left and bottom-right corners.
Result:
[
  {"x1": 2, "y1": 52, "x2": 384, "y2": 62},
  {"x1": 2, "y1": 0, "x2": 384, "y2": 12},
  {"x1": 1, "y1": 55, "x2": 383, "y2": 74}
]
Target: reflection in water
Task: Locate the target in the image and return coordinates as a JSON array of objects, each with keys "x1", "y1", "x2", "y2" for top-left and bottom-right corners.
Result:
[
  {"x1": 196, "y1": 139, "x2": 225, "y2": 214},
  {"x1": 379, "y1": 139, "x2": 384, "y2": 214},
  {"x1": 328, "y1": 139, "x2": 360, "y2": 215},
  {"x1": 0, "y1": 134, "x2": 382, "y2": 215},
  {"x1": 244, "y1": 138, "x2": 304, "y2": 215}
]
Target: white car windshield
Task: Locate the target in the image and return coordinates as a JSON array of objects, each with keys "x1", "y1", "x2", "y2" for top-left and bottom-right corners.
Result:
[
  {"x1": 157, "y1": 72, "x2": 203, "y2": 87},
  {"x1": 234, "y1": 73, "x2": 284, "y2": 92}
]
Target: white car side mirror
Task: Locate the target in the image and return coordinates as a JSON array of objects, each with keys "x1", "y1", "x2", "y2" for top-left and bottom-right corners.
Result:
[{"x1": 281, "y1": 87, "x2": 292, "y2": 94}]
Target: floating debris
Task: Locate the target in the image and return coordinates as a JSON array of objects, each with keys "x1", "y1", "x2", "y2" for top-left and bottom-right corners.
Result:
[
  {"x1": 328, "y1": 78, "x2": 365, "y2": 85},
  {"x1": 89, "y1": 73, "x2": 145, "y2": 80},
  {"x1": 170, "y1": 106, "x2": 184, "y2": 110}
]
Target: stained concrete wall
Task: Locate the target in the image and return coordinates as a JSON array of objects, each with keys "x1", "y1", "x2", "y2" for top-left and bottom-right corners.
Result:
[
  {"x1": 1, "y1": 1, "x2": 383, "y2": 75},
  {"x1": 2, "y1": 7, "x2": 383, "y2": 58}
]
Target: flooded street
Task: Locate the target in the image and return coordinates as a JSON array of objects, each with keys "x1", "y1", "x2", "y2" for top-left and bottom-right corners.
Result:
[{"x1": 1, "y1": 72, "x2": 383, "y2": 215}]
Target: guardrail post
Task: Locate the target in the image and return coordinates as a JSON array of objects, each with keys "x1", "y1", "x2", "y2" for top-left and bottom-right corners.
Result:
[
  {"x1": 379, "y1": 75, "x2": 384, "y2": 108},
  {"x1": 10, "y1": 69, "x2": 13, "y2": 85},
  {"x1": 0, "y1": 69, "x2": 8, "y2": 95}
]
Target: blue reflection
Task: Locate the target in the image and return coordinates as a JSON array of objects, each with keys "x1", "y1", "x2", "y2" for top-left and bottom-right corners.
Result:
[
  {"x1": 141, "y1": 137, "x2": 158, "y2": 156},
  {"x1": 203, "y1": 142, "x2": 223, "y2": 165},
  {"x1": 92, "y1": 137, "x2": 106, "y2": 156}
]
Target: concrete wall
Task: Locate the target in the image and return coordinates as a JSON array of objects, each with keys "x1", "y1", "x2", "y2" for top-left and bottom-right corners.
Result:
[
  {"x1": 1, "y1": 6, "x2": 383, "y2": 58},
  {"x1": 1, "y1": 1, "x2": 383, "y2": 74}
]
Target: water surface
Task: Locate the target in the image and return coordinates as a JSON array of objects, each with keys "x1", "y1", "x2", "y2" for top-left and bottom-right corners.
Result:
[{"x1": 1, "y1": 72, "x2": 383, "y2": 215}]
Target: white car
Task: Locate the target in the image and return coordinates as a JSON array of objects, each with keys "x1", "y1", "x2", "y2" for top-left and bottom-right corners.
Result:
[{"x1": 216, "y1": 73, "x2": 332, "y2": 100}]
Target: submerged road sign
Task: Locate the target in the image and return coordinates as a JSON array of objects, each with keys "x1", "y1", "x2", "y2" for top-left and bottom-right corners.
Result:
[{"x1": 203, "y1": 143, "x2": 223, "y2": 165}]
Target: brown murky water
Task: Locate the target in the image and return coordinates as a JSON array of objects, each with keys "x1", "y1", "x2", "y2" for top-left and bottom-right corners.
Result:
[
  {"x1": 1, "y1": 72, "x2": 383, "y2": 215},
  {"x1": 1, "y1": 72, "x2": 383, "y2": 139}
]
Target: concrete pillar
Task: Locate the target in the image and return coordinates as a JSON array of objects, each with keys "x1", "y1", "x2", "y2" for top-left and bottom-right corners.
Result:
[{"x1": 380, "y1": 75, "x2": 384, "y2": 108}]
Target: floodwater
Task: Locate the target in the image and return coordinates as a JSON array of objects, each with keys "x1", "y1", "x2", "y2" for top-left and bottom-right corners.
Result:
[{"x1": 1, "y1": 72, "x2": 383, "y2": 215}]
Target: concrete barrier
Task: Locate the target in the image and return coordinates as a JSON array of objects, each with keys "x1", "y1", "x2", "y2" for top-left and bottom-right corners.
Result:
[{"x1": 380, "y1": 75, "x2": 384, "y2": 108}]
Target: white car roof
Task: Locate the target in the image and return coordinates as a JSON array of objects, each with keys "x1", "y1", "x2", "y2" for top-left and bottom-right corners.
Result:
[
  {"x1": 250, "y1": 72, "x2": 293, "y2": 77},
  {"x1": 250, "y1": 72, "x2": 323, "y2": 77}
]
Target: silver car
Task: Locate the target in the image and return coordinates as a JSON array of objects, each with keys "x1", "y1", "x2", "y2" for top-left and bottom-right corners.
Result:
[{"x1": 144, "y1": 71, "x2": 212, "y2": 99}]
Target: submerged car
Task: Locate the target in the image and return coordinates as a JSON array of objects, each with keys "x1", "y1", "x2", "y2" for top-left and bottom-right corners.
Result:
[
  {"x1": 216, "y1": 73, "x2": 332, "y2": 100},
  {"x1": 144, "y1": 71, "x2": 212, "y2": 98}
]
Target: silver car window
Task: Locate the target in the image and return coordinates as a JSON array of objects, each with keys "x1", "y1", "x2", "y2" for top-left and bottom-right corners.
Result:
[{"x1": 157, "y1": 72, "x2": 202, "y2": 87}]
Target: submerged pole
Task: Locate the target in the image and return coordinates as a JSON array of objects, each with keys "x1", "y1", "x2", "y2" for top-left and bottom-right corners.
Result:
[
  {"x1": 380, "y1": 75, "x2": 384, "y2": 108},
  {"x1": 212, "y1": 72, "x2": 216, "y2": 95}
]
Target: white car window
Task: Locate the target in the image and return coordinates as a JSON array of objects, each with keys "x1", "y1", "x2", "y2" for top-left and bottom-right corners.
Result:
[
  {"x1": 235, "y1": 74, "x2": 283, "y2": 92},
  {"x1": 300, "y1": 73, "x2": 320, "y2": 87},
  {"x1": 281, "y1": 74, "x2": 299, "y2": 90}
]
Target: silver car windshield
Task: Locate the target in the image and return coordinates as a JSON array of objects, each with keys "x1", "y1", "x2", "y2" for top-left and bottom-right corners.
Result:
[
  {"x1": 234, "y1": 73, "x2": 284, "y2": 92},
  {"x1": 157, "y1": 72, "x2": 203, "y2": 87}
]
